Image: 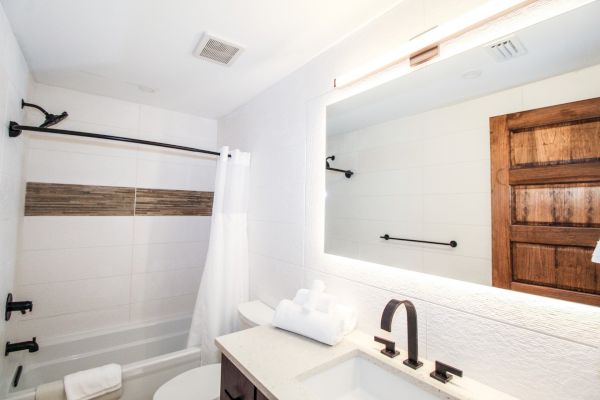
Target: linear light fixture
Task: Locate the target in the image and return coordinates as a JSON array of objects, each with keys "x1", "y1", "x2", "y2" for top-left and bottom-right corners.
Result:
[{"x1": 333, "y1": 0, "x2": 535, "y2": 89}]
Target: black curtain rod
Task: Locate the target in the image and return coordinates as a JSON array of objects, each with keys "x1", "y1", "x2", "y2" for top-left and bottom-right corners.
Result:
[{"x1": 8, "y1": 122, "x2": 229, "y2": 157}]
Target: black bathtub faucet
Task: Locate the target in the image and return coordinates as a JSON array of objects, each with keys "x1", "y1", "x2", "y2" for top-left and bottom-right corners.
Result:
[
  {"x1": 5, "y1": 293, "x2": 33, "y2": 321},
  {"x1": 5, "y1": 338, "x2": 39, "y2": 356}
]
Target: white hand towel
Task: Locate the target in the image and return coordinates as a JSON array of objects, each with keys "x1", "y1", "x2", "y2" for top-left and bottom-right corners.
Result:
[
  {"x1": 293, "y1": 289, "x2": 336, "y2": 313},
  {"x1": 272, "y1": 299, "x2": 357, "y2": 346},
  {"x1": 592, "y1": 240, "x2": 600, "y2": 263},
  {"x1": 302, "y1": 280, "x2": 326, "y2": 312},
  {"x1": 64, "y1": 364, "x2": 122, "y2": 400},
  {"x1": 333, "y1": 304, "x2": 358, "y2": 336}
]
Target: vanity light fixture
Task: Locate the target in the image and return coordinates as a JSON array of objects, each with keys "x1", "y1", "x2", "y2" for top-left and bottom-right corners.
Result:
[{"x1": 333, "y1": 0, "x2": 535, "y2": 89}]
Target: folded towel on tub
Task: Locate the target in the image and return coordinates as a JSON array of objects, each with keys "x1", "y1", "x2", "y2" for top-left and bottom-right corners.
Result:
[
  {"x1": 36, "y1": 380, "x2": 123, "y2": 400},
  {"x1": 63, "y1": 364, "x2": 122, "y2": 400}
]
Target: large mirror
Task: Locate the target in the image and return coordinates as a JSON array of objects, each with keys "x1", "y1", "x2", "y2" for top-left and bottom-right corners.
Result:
[{"x1": 325, "y1": 2, "x2": 600, "y2": 306}]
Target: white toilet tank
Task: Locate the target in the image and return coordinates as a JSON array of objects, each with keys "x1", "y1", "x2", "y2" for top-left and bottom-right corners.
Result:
[{"x1": 238, "y1": 300, "x2": 274, "y2": 329}]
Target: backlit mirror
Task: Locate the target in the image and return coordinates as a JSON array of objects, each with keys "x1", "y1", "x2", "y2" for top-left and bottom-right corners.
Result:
[{"x1": 325, "y1": 2, "x2": 600, "y2": 306}]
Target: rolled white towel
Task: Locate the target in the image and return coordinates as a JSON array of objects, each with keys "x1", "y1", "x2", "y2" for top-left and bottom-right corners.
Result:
[
  {"x1": 333, "y1": 304, "x2": 358, "y2": 336},
  {"x1": 302, "y1": 280, "x2": 326, "y2": 312},
  {"x1": 273, "y1": 299, "x2": 356, "y2": 346},
  {"x1": 293, "y1": 289, "x2": 336, "y2": 314},
  {"x1": 592, "y1": 240, "x2": 600, "y2": 263},
  {"x1": 64, "y1": 364, "x2": 122, "y2": 400}
]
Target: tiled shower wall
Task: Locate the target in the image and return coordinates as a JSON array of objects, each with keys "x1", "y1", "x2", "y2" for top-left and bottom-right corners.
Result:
[
  {"x1": 219, "y1": 1, "x2": 600, "y2": 400},
  {"x1": 0, "y1": 4, "x2": 32, "y2": 393},
  {"x1": 9, "y1": 83, "x2": 217, "y2": 341}
]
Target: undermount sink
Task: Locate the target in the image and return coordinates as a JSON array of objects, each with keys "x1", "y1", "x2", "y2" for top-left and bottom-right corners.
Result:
[{"x1": 300, "y1": 352, "x2": 441, "y2": 400}]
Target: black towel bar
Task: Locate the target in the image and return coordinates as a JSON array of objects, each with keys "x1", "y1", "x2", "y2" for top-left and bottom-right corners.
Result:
[{"x1": 380, "y1": 234, "x2": 457, "y2": 248}]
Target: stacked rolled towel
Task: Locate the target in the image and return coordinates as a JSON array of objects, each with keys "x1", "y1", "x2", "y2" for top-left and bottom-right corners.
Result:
[
  {"x1": 272, "y1": 280, "x2": 357, "y2": 346},
  {"x1": 63, "y1": 364, "x2": 122, "y2": 400}
]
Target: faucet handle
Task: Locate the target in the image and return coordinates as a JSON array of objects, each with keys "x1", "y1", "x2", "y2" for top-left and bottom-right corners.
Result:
[
  {"x1": 374, "y1": 336, "x2": 399, "y2": 358},
  {"x1": 430, "y1": 361, "x2": 463, "y2": 383}
]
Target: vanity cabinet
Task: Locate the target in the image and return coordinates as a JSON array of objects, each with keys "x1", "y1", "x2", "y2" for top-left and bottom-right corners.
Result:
[{"x1": 221, "y1": 355, "x2": 268, "y2": 400}]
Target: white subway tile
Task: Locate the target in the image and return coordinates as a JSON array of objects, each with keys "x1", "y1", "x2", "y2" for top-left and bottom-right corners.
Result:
[
  {"x1": 18, "y1": 246, "x2": 132, "y2": 285},
  {"x1": 32, "y1": 84, "x2": 140, "y2": 130},
  {"x1": 139, "y1": 105, "x2": 217, "y2": 148},
  {"x1": 247, "y1": 221, "x2": 304, "y2": 266},
  {"x1": 130, "y1": 294, "x2": 196, "y2": 323},
  {"x1": 423, "y1": 160, "x2": 490, "y2": 194},
  {"x1": 423, "y1": 193, "x2": 490, "y2": 226},
  {"x1": 10, "y1": 306, "x2": 130, "y2": 341},
  {"x1": 25, "y1": 148, "x2": 137, "y2": 187},
  {"x1": 249, "y1": 253, "x2": 303, "y2": 309},
  {"x1": 133, "y1": 216, "x2": 211, "y2": 244},
  {"x1": 21, "y1": 216, "x2": 134, "y2": 250},
  {"x1": 130, "y1": 268, "x2": 202, "y2": 303},
  {"x1": 15, "y1": 276, "x2": 130, "y2": 318},
  {"x1": 135, "y1": 158, "x2": 215, "y2": 191},
  {"x1": 132, "y1": 242, "x2": 208, "y2": 273},
  {"x1": 422, "y1": 252, "x2": 491, "y2": 285}
]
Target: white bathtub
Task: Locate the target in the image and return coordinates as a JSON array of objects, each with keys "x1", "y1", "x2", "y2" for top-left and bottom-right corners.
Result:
[{"x1": 4, "y1": 317, "x2": 201, "y2": 400}]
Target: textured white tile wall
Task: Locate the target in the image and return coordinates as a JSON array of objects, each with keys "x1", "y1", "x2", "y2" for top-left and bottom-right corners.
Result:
[
  {"x1": 9, "y1": 83, "x2": 218, "y2": 348},
  {"x1": 0, "y1": 3, "x2": 32, "y2": 393},
  {"x1": 219, "y1": 2, "x2": 600, "y2": 399}
]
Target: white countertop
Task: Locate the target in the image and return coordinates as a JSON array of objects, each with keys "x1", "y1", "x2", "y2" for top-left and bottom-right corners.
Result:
[{"x1": 215, "y1": 325, "x2": 518, "y2": 400}]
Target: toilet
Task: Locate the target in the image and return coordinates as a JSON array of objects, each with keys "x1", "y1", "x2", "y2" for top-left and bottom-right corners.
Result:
[{"x1": 153, "y1": 300, "x2": 274, "y2": 400}]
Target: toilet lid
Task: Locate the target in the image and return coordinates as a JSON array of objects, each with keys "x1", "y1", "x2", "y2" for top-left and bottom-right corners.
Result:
[
  {"x1": 238, "y1": 300, "x2": 274, "y2": 327},
  {"x1": 153, "y1": 363, "x2": 221, "y2": 400}
]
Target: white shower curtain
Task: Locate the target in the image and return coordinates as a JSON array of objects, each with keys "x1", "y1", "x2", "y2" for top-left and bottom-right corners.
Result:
[{"x1": 187, "y1": 146, "x2": 251, "y2": 364}]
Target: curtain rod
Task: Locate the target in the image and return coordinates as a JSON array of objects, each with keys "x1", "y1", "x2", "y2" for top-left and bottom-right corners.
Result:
[{"x1": 8, "y1": 121, "x2": 229, "y2": 157}]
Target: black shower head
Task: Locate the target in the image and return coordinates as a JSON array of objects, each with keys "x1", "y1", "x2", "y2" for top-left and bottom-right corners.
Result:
[
  {"x1": 40, "y1": 111, "x2": 69, "y2": 128},
  {"x1": 21, "y1": 100, "x2": 69, "y2": 128}
]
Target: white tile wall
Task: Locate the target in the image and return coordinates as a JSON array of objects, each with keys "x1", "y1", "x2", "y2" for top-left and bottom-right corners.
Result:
[
  {"x1": 9, "y1": 83, "x2": 218, "y2": 349},
  {"x1": 219, "y1": 1, "x2": 600, "y2": 399},
  {"x1": 0, "y1": 3, "x2": 32, "y2": 393}
]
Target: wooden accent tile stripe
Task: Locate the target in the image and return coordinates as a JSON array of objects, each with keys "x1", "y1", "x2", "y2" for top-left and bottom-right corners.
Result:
[
  {"x1": 135, "y1": 188, "x2": 214, "y2": 216},
  {"x1": 25, "y1": 182, "x2": 214, "y2": 216},
  {"x1": 25, "y1": 182, "x2": 135, "y2": 216}
]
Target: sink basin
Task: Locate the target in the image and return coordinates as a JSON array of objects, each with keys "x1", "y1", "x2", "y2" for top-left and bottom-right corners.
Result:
[{"x1": 300, "y1": 352, "x2": 441, "y2": 400}]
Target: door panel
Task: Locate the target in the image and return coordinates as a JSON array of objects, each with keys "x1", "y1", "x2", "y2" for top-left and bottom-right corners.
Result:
[
  {"x1": 512, "y1": 183, "x2": 600, "y2": 227},
  {"x1": 510, "y1": 119, "x2": 600, "y2": 167},
  {"x1": 491, "y1": 97, "x2": 600, "y2": 306}
]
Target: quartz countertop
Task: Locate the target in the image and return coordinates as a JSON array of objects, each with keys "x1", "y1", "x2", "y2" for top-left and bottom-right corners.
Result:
[{"x1": 215, "y1": 325, "x2": 518, "y2": 400}]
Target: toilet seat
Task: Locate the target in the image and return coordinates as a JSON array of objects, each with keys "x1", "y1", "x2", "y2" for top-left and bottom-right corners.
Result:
[{"x1": 153, "y1": 363, "x2": 221, "y2": 400}]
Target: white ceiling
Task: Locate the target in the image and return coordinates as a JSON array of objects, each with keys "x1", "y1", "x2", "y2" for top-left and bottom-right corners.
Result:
[
  {"x1": 0, "y1": 0, "x2": 400, "y2": 118},
  {"x1": 327, "y1": 1, "x2": 600, "y2": 135}
]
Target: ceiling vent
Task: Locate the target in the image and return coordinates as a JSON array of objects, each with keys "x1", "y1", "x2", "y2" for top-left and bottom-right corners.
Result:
[
  {"x1": 193, "y1": 34, "x2": 243, "y2": 66},
  {"x1": 486, "y1": 35, "x2": 527, "y2": 62}
]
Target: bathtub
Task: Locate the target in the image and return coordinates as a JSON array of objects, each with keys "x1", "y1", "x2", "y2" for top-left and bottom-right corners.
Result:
[{"x1": 4, "y1": 317, "x2": 201, "y2": 400}]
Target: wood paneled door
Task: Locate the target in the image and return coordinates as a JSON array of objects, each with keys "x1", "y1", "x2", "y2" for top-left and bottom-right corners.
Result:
[{"x1": 490, "y1": 97, "x2": 600, "y2": 307}]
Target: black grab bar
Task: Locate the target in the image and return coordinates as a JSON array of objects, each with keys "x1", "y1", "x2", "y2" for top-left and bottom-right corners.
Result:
[{"x1": 380, "y1": 234, "x2": 457, "y2": 248}]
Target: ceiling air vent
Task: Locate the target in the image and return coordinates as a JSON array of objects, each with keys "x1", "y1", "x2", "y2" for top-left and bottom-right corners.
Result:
[
  {"x1": 193, "y1": 34, "x2": 243, "y2": 66},
  {"x1": 486, "y1": 36, "x2": 527, "y2": 62}
]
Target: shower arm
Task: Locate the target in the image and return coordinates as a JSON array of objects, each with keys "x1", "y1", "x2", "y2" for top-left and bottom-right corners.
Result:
[{"x1": 326, "y1": 155, "x2": 353, "y2": 179}]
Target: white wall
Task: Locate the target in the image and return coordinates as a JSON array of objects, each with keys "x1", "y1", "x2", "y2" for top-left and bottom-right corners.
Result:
[
  {"x1": 9, "y1": 84, "x2": 217, "y2": 344},
  {"x1": 0, "y1": 3, "x2": 32, "y2": 394},
  {"x1": 219, "y1": 2, "x2": 600, "y2": 399}
]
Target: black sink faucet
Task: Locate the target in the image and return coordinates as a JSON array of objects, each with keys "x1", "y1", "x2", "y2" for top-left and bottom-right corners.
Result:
[
  {"x1": 5, "y1": 338, "x2": 39, "y2": 356},
  {"x1": 375, "y1": 299, "x2": 422, "y2": 369}
]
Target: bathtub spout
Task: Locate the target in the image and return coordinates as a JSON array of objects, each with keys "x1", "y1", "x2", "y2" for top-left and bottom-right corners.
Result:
[{"x1": 5, "y1": 337, "x2": 39, "y2": 356}]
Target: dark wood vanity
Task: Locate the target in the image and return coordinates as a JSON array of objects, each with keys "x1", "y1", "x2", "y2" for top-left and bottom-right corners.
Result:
[{"x1": 221, "y1": 355, "x2": 268, "y2": 400}]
